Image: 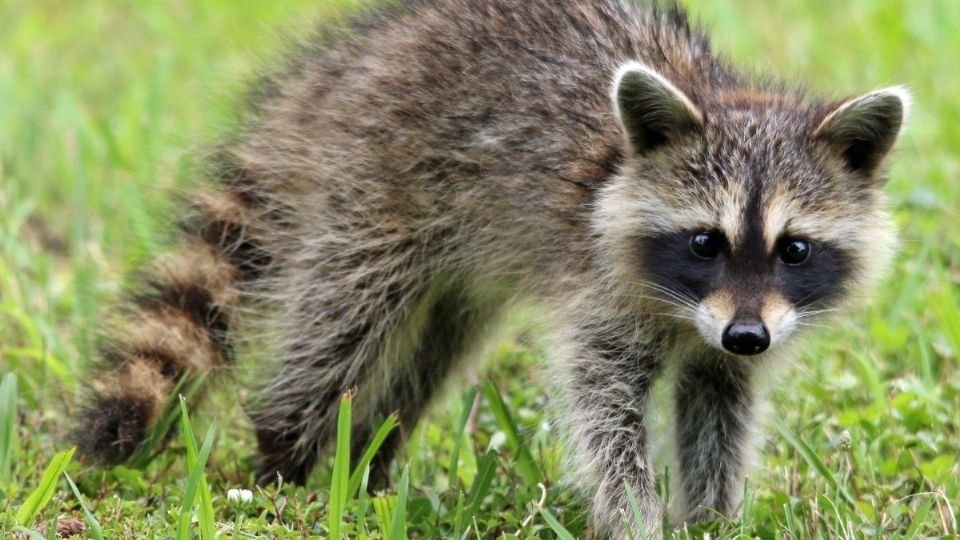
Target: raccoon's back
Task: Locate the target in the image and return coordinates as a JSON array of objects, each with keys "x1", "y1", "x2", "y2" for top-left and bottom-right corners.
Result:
[{"x1": 228, "y1": 0, "x2": 732, "y2": 230}]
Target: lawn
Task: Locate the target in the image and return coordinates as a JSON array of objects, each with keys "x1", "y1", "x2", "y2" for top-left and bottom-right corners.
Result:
[{"x1": 1, "y1": 0, "x2": 958, "y2": 538}]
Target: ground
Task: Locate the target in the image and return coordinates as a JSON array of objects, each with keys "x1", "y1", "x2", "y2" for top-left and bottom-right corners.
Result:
[{"x1": 0, "y1": 0, "x2": 958, "y2": 538}]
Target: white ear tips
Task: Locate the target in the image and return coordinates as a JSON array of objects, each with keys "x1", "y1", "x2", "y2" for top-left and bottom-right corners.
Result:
[
  {"x1": 611, "y1": 60, "x2": 703, "y2": 154},
  {"x1": 814, "y1": 85, "x2": 911, "y2": 174},
  {"x1": 816, "y1": 86, "x2": 912, "y2": 138},
  {"x1": 611, "y1": 61, "x2": 704, "y2": 125},
  {"x1": 877, "y1": 85, "x2": 912, "y2": 133}
]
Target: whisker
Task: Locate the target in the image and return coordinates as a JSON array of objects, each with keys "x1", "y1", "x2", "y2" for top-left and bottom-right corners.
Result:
[
  {"x1": 649, "y1": 312, "x2": 698, "y2": 322},
  {"x1": 625, "y1": 294, "x2": 698, "y2": 314},
  {"x1": 629, "y1": 279, "x2": 699, "y2": 310},
  {"x1": 794, "y1": 322, "x2": 830, "y2": 329},
  {"x1": 795, "y1": 308, "x2": 840, "y2": 319}
]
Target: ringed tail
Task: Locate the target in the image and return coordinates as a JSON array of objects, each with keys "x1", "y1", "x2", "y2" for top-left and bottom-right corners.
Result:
[{"x1": 74, "y1": 166, "x2": 270, "y2": 464}]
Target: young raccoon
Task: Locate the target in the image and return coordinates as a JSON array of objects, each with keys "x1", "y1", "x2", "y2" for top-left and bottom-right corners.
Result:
[{"x1": 74, "y1": 0, "x2": 908, "y2": 536}]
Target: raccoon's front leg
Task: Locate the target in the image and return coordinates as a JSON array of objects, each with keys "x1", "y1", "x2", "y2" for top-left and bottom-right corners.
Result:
[
  {"x1": 673, "y1": 354, "x2": 756, "y2": 524},
  {"x1": 556, "y1": 318, "x2": 665, "y2": 538}
]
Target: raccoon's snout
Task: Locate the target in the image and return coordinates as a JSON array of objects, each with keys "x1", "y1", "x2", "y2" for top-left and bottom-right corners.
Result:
[
  {"x1": 721, "y1": 319, "x2": 770, "y2": 355},
  {"x1": 696, "y1": 291, "x2": 792, "y2": 355}
]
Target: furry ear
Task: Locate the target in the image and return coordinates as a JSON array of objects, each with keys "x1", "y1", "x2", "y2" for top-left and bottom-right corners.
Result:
[
  {"x1": 814, "y1": 87, "x2": 910, "y2": 176},
  {"x1": 612, "y1": 61, "x2": 703, "y2": 155}
]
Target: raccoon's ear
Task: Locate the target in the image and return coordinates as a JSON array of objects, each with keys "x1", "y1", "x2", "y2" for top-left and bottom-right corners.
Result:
[
  {"x1": 612, "y1": 61, "x2": 704, "y2": 155},
  {"x1": 813, "y1": 87, "x2": 911, "y2": 177}
]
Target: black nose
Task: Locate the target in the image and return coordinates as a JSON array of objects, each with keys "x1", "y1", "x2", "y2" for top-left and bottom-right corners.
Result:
[{"x1": 721, "y1": 319, "x2": 770, "y2": 355}]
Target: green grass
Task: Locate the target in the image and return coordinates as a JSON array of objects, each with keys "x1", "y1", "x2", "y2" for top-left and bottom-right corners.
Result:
[{"x1": 1, "y1": 0, "x2": 958, "y2": 537}]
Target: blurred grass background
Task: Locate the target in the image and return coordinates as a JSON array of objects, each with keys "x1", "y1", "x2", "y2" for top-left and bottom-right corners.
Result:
[{"x1": 1, "y1": 0, "x2": 958, "y2": 537}]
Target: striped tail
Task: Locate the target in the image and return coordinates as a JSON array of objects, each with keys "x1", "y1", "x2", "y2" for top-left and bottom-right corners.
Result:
[{"x1": 74, "y1": 180, "x2": 270, "y2": 465}]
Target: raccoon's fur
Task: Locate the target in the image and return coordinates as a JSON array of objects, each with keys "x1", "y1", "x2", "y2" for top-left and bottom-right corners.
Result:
[{"x1": 74, "y1": 0, "x2": 908, "y2": 536}]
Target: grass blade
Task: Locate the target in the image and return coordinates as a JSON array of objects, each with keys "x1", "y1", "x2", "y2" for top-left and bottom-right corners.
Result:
[
  {"x1": 538, "y1": 506, "x2": 576, "y2": 540},
  {"x1": 0, "y1": 372, "x2": 18, "y2": 484},
  {"x1": 63, "y1": 471, "x2": 104, "y2": 540},
  {"x1": 783, "y1": 502, "x2": 798, "y2": 536},
  {"x1": 932, "y1": 271, "x2": 960, "y2": 361},
  {"x1": 179, "y1": 397, "x2": 216, "y2": 540},
  {"x1": 773, "y1": 418, "x2": 859, "y2": 511},
  {"x1": 372, "y1": 495, "x2": 396, "y2": 538},
  {"x1": 16, "y1": 447, "x2": 76, "y2": 526},
  {"x1": 457, "y1": 448, "x2": 497, "y2": 534},
  {"x1": 0, "y1": 306, "x2": 70, "y2": 384},
  {"x1": 904, "y1": 497, "x2": 935, "y2": 539},
  {"x1": 482, "y1": 380, "x2": 542, "y2": 485},
  {"x1": 448, "y1": 387, "x2": 477, "y2": 488},
  {"x1": 347, "y1": 411, "x2": 398, "y2": 499},
  {"x1": 387, "y1": 465, "x2": 410, "y2": 540},
  {"x1": 329, "y1": 390, "x2": 353, "y2": 540},
  {"x1": 356, "y1": 465, "x2": 372, "y2": 540},
  {"x1": 176, "y1": 397, "x2": 216, "y2": 540},
  {"x1": 129, "y1": 372, "x2": 207, "y2": 469},
  {"x1": 849, "y1": 351, "x2": 886, "y2": 410},
  {"x1": 624, "y1": 483, "x2": 649, "y2": 540},
  {"x1": 451, "y1": 490, "x2": 466, "y2": 540},
  {"x1": 912, "y1": 320, "x2": 936, "y2": 386}
]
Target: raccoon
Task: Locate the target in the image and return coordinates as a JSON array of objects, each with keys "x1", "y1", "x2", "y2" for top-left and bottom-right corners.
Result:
[{"x1": 74, "y1": 0, "x2": 908, "y2": 536}]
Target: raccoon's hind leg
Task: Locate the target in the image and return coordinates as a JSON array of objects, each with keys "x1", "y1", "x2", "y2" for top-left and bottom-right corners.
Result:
[
  {"x1": 254, "y1": 267, "x2": 489, "y2": 485},
  {"x1": 348, "y1": 285, "x2": 495, "y2": 488},
  {"x1": 250, "y1": 255, "x2": 418, "y2": 485},
  {"x1": 673, "y1": 354, "x2": 757, "y2": 524},
  {"x1": 251, "y1": 241, "x2": 490, "y2": 486}
]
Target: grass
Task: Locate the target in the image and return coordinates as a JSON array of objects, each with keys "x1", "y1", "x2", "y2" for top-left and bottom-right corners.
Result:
[
  {"x1": 177, "y1": 397, "x2": 216, "y2": 540},
  {"x1": 1, "y1": 0, "x2": 958, "y2": 537}
]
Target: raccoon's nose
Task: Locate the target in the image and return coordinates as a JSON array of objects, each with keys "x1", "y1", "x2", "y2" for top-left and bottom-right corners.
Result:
[{"x1": 721, "y1": 319, "x2": 770, "y2": 356}]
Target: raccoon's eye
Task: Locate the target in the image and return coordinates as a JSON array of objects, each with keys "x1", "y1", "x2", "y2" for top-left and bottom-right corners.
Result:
[
  {"x1": 689, "y1": 231, "x2": 724, "y2": 260},
  {"x1": 780, "y1": 239, "x2": 811, "y2": 265}
]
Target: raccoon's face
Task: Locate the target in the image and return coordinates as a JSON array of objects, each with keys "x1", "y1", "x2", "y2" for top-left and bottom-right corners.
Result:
[{"x1": 598, "y1": 62, "x2": 909, "y2": 356}]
